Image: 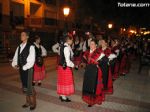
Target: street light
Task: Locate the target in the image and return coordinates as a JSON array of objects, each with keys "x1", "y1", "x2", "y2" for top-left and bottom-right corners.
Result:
[
  {"x1": 63, "y1": 7, "x2": 70, "y2": 17},
  {"x1": 63, "y1": 6, "x2": 70, "y2": 35},
  {"x1": 108, "y1": 23, "x2": 113, "y2": 29}
]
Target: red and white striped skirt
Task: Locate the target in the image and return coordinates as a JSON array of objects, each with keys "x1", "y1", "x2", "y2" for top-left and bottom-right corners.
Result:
[
  {"x1": 57, "y1": 66, "x2": 75, "y2": 96},
  {"x1": 33, "y1": 64, "x2": 46, "y2": 81}
]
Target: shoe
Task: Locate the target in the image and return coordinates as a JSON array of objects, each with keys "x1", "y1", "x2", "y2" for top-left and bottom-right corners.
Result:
[
  {"x1": 121, "y1": 73, "x2": 126, "y2": 76},
  {"x1": 32, "y1": 82, "x2": 35, "y2": 86},
  {"x1": 65, "y1": 98, "x2": 71, "y2": 102},
  {"x1": 38, "y1": 82, "x2": 41, "y2": 86},
  {"x1": 75, "y1": 67, "x2": 78, "y2": 70},
  {"x1": 103, "y1": 88, "x2": 108, "y2": 91},
  {"x1": 30, "y1": 105, "x2": 36, "y2": 110},
  {"x1": 112, "y1": 79, "x2": 115, "y2": 81},
  {"x1": 59, "y1": 96, "x2": 61, "y2": 99},
  {"x1": 88, "y1": 105, "x2": 92, "y2": 107},
  {"x1": 22, "y1": 104, "x2": 30, "y2": 108},
  {"x1": 29, "y1": 95, "x2": 36, "y2": 110},
  {"x1": 60, "y1": 97, "x2": 71, "y2": 102}
]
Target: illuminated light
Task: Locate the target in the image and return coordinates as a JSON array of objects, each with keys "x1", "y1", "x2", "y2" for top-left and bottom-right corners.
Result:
[
  {"x1": 140, "y1": 28, "x2": 146, "y2": 30},
  {"x1": 73, "y1": 30, "x2": 76, "y2": 35},
  {"x1": 63, "y1": 7, "x2": 70, "y2": 17},
  {"x1": 140, "y1": 31, "x2": 144, "y2": 34},
  {"x1": 108, "y1": 24, "x2": 113, "y2": 29},
  {"x1": 129, "y1": 30, "x2": 137, "y2": 34},
  {"x1": 136, "y1": 34, "x2": 141, "y2": 36},
  {"x1": 143, "y1": 31, "x2": 150, "y2": 35},
  {"x1": 123, "y1": 28, "x2": 126, "y2": 31}
]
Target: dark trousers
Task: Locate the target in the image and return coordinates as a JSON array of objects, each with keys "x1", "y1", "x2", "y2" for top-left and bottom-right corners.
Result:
[
  {"x1": 19, "y1": 69, "x2": 28, "y2": 89},
  {"x1": 19, "y1": 68, "x2": 34, "y2": 96}
]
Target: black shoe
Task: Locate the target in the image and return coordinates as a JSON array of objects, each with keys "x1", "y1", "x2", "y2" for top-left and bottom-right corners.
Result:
[
  {"x1": 32, "y1": 82, "x2": 35, "y2": 86},
  {"x1": 22, "y1": 104, "x2": 30, "y2": 108},
  {"x1": 75, "y1": 67, "x2": 78, "y2": 70},
  {"x1": 88, "y1": 105, "x2": 92, "y2": 107},
  {"x1": 30, "y1": 105, "x2": 36, "y2": 110},
  {"x1": 59, "y1": 96, "x2": 61, "y2": 99},
  {"x1": 65, "y1": 98, "x2": 71, "y2": 102},
  {"x1": 60, "y1": 97, "x2": 71, "y2": 102},
  {"x1": 112, "y1": 79, "x2": 115, "y2": 81},
  {"x1": 103, "y1": 87, "x2": 108, "y2": 90},
  {"x1": 38, "y1": 82, "x2": 41, "y2": 86},
  {"x1": 59, "y1": 96, "x2": 65, "y2": 102},
  {"x1": 121, "y1": 73, "x2": 126, "y2": 76}
]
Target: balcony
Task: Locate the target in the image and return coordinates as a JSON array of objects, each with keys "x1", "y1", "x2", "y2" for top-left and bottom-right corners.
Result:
[
  {"x1": 24, "y1": 17, "x2": 58, "y2": 29},
  {"x1": 44, "y1": 18, "x2": 57, "y2": 26},
  {"x1": 27, "y1": 17, "x2": 43, "y2": 27}
]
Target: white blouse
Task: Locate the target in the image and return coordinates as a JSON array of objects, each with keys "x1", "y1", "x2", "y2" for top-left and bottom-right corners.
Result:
[
  {"x1": 52, "y1": 43, "x2": 60, "y2": 55},
  {"x1": 64, "y1": 43, "x2": 74, "y2": 68}
]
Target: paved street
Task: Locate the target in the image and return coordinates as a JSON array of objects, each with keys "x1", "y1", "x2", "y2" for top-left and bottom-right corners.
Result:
[{"x1": 0, "y1": 56, "x2": 150, "y2": 112}]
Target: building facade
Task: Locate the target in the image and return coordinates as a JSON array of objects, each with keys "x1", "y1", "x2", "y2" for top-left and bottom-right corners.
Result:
[{"x1": 0, "y1": 0, "x2": 76, "y2": 52}]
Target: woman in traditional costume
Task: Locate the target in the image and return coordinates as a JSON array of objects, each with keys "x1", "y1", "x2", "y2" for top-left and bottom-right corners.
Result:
[
  {"x1": 99, "y1": 38, "x2": 116, "y2": 94},
  {"x1": 111, "y1": 39, "x2": 120, "y2": 80},
  {"x1": 57, "y1": 35, "x2": 75, "y2": 102},
  {"x1": 33, "y1": 36, "x2": 47, "y2": 86},
  {"x1": 82, "y1": 39, "x2": 105, "y2": 107},
  {"x1": 73, "y1": 36, "x2": 84, "y2": 70}
]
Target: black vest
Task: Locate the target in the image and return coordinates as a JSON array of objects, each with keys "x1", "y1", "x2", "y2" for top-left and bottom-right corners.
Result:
[
  {"x1": 34, "y1": 45, "x2": 42, "y2": 58},
  {"x1": 34, "y1": 45, "x2": 43, "y2": 67},
  {"x1": 59, "y1": 44, "x2": 72, "y2": 67},
  {"x1": 59, "y1": 44, "x2": 66, "y2": 66},
  {"x1": 17, "y1": 43, "x2": 31, "y2": 67},
  {"x1": 86, "y1": 40, "x2": 90, "y2": 50}
]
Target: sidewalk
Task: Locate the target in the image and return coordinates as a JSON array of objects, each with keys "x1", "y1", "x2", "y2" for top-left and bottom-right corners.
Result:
[{"x1": 0, "y1": 57, "x2": 150, "y2": 112}]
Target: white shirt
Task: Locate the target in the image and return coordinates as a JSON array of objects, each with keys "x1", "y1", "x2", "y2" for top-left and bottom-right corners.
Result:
[
  {"x1": 78, "y1": 42, "x2": 84, "y2": 51},
  {"x1": 83, "y1": 38, "x2": 92, "y2": 52},
  {"x1": 102, "y1": 47, "x2": 117, "y2": 60},
  {"x1": 12, "y1": 42, "x2": 35, "y2": 71},
  {"x1": 34, "y1": 43, "x2": 47, "y2": 57},
  {"x1": 52, "y1": 43, "x2": 60, "y2": 55},
  {"x1": 115, "y1": 49, "x2": 120, "y2": 56},
  {"x1": 64, "y1": 43, "x2": 74, "y2": 68},
  {"x1": 108, "y1": 54, "x2": 117, "y2": 61}
]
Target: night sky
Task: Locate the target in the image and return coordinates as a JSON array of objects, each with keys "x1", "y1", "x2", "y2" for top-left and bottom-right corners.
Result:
[{"x1": 81, "y1": 0, "x2": 150, "y2": 27}]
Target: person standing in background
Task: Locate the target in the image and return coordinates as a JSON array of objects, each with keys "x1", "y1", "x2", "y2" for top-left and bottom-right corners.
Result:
[{"x1": 33, "y1": 35, "x2": 47, "y2": 86}]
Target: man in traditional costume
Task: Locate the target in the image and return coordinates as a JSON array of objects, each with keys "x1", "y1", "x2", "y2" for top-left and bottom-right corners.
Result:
[{"x1": 12, "y1": 31, "x2": 36, "y2": 110}]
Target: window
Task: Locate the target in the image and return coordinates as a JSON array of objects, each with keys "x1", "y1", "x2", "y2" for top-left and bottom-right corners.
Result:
[{"x1": 45, "y1": 18, "x2": 57, "y2": 26}]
